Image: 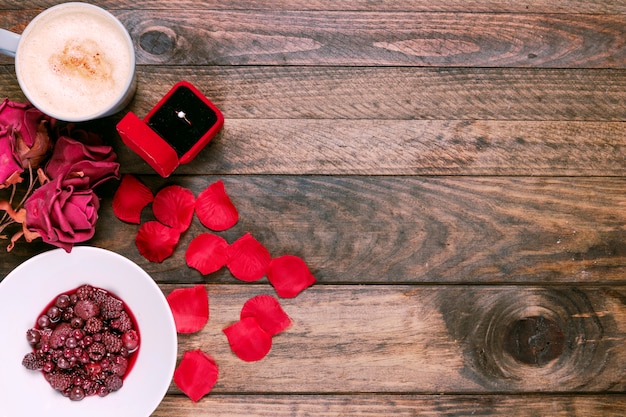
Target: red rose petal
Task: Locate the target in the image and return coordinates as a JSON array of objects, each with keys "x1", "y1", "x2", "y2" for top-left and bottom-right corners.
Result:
[
  {"x1": 240, "y1": 295, "x2": 291, "y2": 336},
  {"x1": 267, "y1": 255, "x2": 316, "y2": 298},
  {"x1": 166, "y1": 285, "x2": 209, "y2": 333},
  {"x1": 112, "y1": 174, "x2": 154, "y2": 224},
  {"x1": 135, "y1": 221, "x2": 180, "y2": 262},
  {"x1": 223, "y1": 317, "x2": 272, "y2": 362},
  {"x1": 226, "y1": 233, "x2": 271, "y2": 282},
  {"x1": 174, "y1": 349, "x2": 219, "y2": 402},
  {"x1": 153, "y1": 185, "x2": 196, "y2": 232},
  {"x1": 195, "y1": 180, "x2": 239, "y2": 231},
  {"x1": 186, "y1": 233, "x2": 230, "y2": 275}
]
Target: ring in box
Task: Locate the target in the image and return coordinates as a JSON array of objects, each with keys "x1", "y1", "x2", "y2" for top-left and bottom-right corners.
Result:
[{"x1": 116, "y1": 81, "x2": 224, "y2": 177}]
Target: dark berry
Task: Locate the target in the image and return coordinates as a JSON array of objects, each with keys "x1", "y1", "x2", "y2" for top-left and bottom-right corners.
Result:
[
  {"x1": 74, "y1": 300, "x2": 100, "y2": 320},
  {"x1": 76, "y1": 285, "x2": 94, "y2": 301},
  {"x1": 50, "y1": 323, "x2": 72, "y2": 349},
  {"x1": 70, "y1": 317, "x2": 84, "y2": 329},
  {"x1": 111, "y1": 355, "x2": 128, "y2": 377},
  {"x1": 37, "y1": 315, "x2": 51, "y2": 328},
  {"x1": 103, "y1": 332, "x2": 123, "y2": 353},
  {"x1": 121, "y1": 330, "x2": 139, "y2": 351},
  {"x1": 88, "y1": 342, "x2": 106, "y2": 361},
  {"x1": 55, "y1": 294, "x2": 71, "y2": 309},
  {"x1": 110, "y1": 311, "x2": 132, "y2": 333},
  {"x1": 69, "y1": 386, "x2": 85, "y2": 401},
  {"x1": 48, "y1": 373, "x2": 72, "y2": 391},
  {"x1": 22, "y1": 352, "x2": 43, "y2": 370},
  {"x1": 97, "y1": 385, "x2": 109, "y2": 397},
  {"x1": 46, "y1": 306, "x2": 62, "y2": 321},
  {"x1": 61, "y1": 306, "x2": 74, "y2": 321},
  {"x1": 84, "y1": 317, "x2": 103, "y2": 334},
  {"x1": 100, "y1": 296, "x2": 123, "y2": 319},
  {"x1": 57, "y1": 357, "x2": 71, "y2": 370},
  {"x1": 26, "y1": 328, "x2": 41, "y2": 345},
  {"x1": 42, "y1": 361, "x2": 55, "y2": 373},
  {"x1": 105, "y1": 375, "x2": 123, "y2": 392}
]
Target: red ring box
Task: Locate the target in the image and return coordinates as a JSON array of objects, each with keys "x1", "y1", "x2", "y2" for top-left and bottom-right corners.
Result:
[{"x1": 116, "y1": 81, "x2": 224, "y2": 177}]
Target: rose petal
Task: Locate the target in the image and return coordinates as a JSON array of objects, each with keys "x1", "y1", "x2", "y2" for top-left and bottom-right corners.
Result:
[
  {"x1": 240, "y1": 295, "x2": 291, "y2": 336},
  {"x1": 223, "y1": 317, "x2": 272, "y2": 362},
  {"x1": 186, "y1": 233, "x2": 229, "y2": 275},
  {"x1": 267, "y1": 255, "x2": 316, "y2": 298},
  {"x1": 226, "y1": 233, "x2": 271, "y2": 282},
  {"x1": 153, "y1": 185, "x2": 195, "y2": 232},
  {"x1": 166, "y1": 285, "x2": 209, "y2": 333},
  {"x1": 135, "y1": 221, "x2": 180, "y2": 262},
  {"x1": 195, "y1": 180, "x2": 238, "y2": 231},
  {"x1": 173, "y1": 349, "x2": 219, "y2": 402},
  {"x1": 112, "y1": 174, "x2": 154, "y2": 224}
]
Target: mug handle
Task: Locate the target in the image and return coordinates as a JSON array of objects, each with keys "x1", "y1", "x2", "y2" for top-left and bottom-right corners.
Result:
[{"x1": 0, "y1": 28, "x2": 20, "y2": 57}]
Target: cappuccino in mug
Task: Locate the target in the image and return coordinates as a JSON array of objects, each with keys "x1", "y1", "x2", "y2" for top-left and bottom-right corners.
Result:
[{"x1": 8, "y1": 3, "x2": 135, "y2": 121}]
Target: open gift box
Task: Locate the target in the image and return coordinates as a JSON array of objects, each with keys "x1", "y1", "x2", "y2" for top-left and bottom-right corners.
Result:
[{"x1": 116, "y1": 81, "x2": 224, "y2": 177}]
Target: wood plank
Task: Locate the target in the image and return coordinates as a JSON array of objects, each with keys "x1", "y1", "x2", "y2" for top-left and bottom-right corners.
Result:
[
  {"x1": 129, "y1": 67, "x2": 626, "y2": 121},
  {"x1": 6, "y1": 9, "x2": 626, "y2": 68},
  {"x1": 157, "y1": 285, "x2": 626, "y2": 393},
  {"x1": 153, "y1": 394, "x2": 626, "y2": 416},
  {"x1": 3, "y1": 176, "x2": 625, "y2": 284},
  {"x1": 1, "y1": 1, "x2": 626, "y2": 13},
  {"x1": 2, "y1": 66, "x2": 625, "y2": 121},
  {"x1": 2, "y1": 11, "x2": 624, "y2": 68},
  {"x1": 109, "y1": 119, "x2": 626, "y2": 176},
  {"x1": 121, "y1": 11, "x2": 626, "y2": 68}
]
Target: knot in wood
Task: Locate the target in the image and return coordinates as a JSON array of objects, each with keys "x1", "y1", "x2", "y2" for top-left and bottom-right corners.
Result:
[
  {"x1": 504, "y1": 316, "x2": 564, "y2": 366},
  {"x1": 139, "y1": 29, "x2": 175, "y2": 56}
]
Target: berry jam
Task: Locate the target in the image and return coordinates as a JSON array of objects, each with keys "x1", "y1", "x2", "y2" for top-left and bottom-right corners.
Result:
[{"x1": 22, "y1": 285, "x2": 140, "y2": 401}]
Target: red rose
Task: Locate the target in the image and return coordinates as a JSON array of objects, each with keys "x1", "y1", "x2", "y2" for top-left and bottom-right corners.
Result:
[
  {"x1": 24, "y1": 175, "x2": 100, "y2": 252},
  {"x1": 45, "y1": 136, "x2": 119, "y2": 188}
]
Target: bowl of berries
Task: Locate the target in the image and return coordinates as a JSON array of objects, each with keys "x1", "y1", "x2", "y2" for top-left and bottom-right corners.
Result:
[{"x1": 0, "y1": 246, "x2": 177, "y2": 417}]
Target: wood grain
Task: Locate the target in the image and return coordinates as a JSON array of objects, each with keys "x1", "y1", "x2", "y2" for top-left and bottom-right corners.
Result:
[
  {"x1": 122, "y1": 11, "x2": 626, "y2": 68},
  {"x1": 1, "y1": 1, "x2": 626, "y2": 13},
  {"x1": 3, "y1": 176, "x2": 625, "y2": 284},
  {"x1": 2, "y1": 10, "x2": 625, "y2": 68},
  {"x1": 2, "y1": 66, "x2": 625, "y2": 121},
  {"x1": 153, "y1": 394, "x2": 626, "y2": 417},
  {"x1": 157, "y1": 284, "x2": 626, "y2": 393},
  {"x1": 107, "y1": 119, "x2": 626, "y2": 176}
]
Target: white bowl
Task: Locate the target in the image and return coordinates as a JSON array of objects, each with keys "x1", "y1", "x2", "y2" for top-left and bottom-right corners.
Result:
[{"x1": 0, "y1": 246, "x2": 177, "y2": 417}]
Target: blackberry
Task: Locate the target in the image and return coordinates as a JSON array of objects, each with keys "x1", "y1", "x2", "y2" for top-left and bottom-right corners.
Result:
[
  {"x1": 110, "y1": 311, "x2": 132, "y2": 333},
  {"x1": 92, "y1": 289, "x2": 108, "y2": 305},
  {"x1": 102, "y1": 332, "x2": 123, "y2": 353},
  {"x1": 105, "y1": 375, "x2": 123, "y2": 392},
  {"x1": 76, "y1": 285, "x2": 94, "y2": 301},
  {"x1": 88, "y1": 342, "x2": 106, "y2": 361},
  {"x1": 84, "y1": 317, "x2": 103, "y2": 334},
  {"x1": 100, "y1": 296, "x2": 123, "y2": 320},
  {"x1": 22, "y1": 352, "x2": 44, "y2": 370},
  {"x1": 48, "y1": 373, "x2": 72, "y2": 391}
]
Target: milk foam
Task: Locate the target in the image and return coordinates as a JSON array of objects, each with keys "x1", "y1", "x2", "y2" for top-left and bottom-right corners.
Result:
[{"x1": 17, "y1": 5, "x2": 133, "y2": 120}]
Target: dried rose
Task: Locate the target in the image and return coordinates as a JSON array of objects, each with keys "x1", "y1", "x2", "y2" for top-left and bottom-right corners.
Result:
[
  {"x1": 0, "y1": 99, "x2": 53, "y2": 188},
  {"x1": 24, "y1": 175, "x2": 100, "y2": 252},
  {"x1": 46, "y1": 136, "x2": 119, "y2": 188}
]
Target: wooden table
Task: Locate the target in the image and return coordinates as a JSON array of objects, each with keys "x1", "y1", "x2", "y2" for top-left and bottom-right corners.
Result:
[{"x1": 2, "y1": 1, "x2": 626, "y2": 415}]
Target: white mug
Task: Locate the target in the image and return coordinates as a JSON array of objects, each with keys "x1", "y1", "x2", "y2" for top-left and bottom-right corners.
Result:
[{"x1": 0, "y1": 2, "x2": 136, "y2": 122}]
